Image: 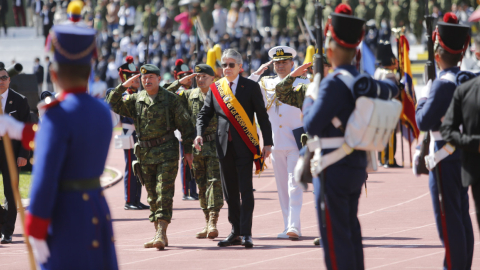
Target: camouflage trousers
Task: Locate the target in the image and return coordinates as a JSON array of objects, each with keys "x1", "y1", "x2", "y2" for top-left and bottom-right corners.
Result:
[
  {"x1": 192, "y1": 155, "x2": 224, "y2": 212},
  {"x1": 141, "y1": 159, "x2": 178, "y2": 223}
]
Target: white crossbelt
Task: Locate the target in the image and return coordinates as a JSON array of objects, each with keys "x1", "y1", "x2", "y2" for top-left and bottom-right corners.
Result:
[
  {"x1": 122, "y1": 123, "x2": 135, "y2": 136},
  {"x1": 425, "y1": 131, "x2": 456, "y2": 170},
  {"x1": 307, "y1": 136, "x2": 354, "y2": 176}
]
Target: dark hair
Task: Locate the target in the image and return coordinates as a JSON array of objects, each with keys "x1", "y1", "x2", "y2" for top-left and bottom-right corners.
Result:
[
  {"x1": 436, "y1": 46, "x2": 462, "y2": 67},
  {"x1": 52, "y1": 62, "x2": 91, "y2": 82}
]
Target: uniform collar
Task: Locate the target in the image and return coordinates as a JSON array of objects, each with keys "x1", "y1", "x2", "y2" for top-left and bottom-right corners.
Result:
[
  {"x1": 334, "y1": 64, "x2": 357, "y2": 74},
  {"x1": 439, "y1": 66, "x2": 460, "y2": 77},
  {"x1": 137, "y1": 87, "x2": 165, "y2": 104}
]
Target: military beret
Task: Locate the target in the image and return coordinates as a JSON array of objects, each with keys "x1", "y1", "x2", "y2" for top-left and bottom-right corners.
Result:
[
  {"x1": 140, "y1": 64, "x2": 161, "y2": 76},
  {"x1": 194, "y1": 64, "x2": 215, "y2": 76}
]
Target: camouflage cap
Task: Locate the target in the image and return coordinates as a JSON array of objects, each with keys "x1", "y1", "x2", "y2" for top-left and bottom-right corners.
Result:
[
  {"x1": 194, "y1": 64, "x2": 215, "y2": 76},
  {"x1": 140, "y1": 64, "x2": 161, "y2": 76}
]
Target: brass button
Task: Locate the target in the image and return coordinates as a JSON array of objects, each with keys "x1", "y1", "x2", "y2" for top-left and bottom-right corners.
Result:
[
  {"x1": 92, "y1": 217, "x2": 98, "y2": 225},
  {"x1": 83, "y1": 193, "x2": 89, "y2": 201},
  {"x1": 106, "y1": 214, "x2": 111, "y2": 221},
  {"x1": 279, "y1": 114, "x2": 282, "y2": 117},
  {"x1": 92, "y1": 240, "x2": 99, "y2": 248},
  {"x1": 279, "y1": 125, "x2": 282, "y2": 128}
]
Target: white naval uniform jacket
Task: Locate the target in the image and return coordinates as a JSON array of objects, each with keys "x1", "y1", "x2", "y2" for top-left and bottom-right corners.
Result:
[{"x1": 249, "y1": 74, "x2": 310, "y2": 151}]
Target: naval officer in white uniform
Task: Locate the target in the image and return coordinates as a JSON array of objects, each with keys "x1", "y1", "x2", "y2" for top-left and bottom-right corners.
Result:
[{"x1": 248, "y1": 46, "x2": 310, "y2": 239}]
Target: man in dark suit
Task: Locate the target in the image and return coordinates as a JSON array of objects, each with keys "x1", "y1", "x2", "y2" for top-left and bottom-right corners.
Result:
[
  {"x1": 195, "y1": 49, "x2": 273, "y2": 248},
  {"x1": 34, "y1": 57, "x2": 44, "y2": 95},
  {"x1": 44, "y1": 56, "x2": 53, "y2": 92},
  {"x1": 441, "y1": 34, "x2": 480, "y2": 231},
  {"x1": 0, "y1": 62, "x2": 31, "y2": 244},
  {"x1": 0, "y1": 0, "x2": 8, "y2": 36}
]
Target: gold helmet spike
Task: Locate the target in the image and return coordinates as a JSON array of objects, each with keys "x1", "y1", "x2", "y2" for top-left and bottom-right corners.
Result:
[
  {"x1": 303, "y1": 45, "x2": 316, "y2": 65},
  {"x1": 206, "y1": 48, "x2": 216, "y2": 71}
]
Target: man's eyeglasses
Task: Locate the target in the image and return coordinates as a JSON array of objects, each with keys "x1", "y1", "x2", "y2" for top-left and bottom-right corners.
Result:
[
  {"x1": 221, "y1": 63, "x2": 236, "y2": 68},
  {"x1": 0, "y1": 76, "x2": 9, "y2": 81}
]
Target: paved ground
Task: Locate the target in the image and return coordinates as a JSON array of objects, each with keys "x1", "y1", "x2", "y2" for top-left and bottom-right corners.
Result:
[{"x1": 1, "y1": 132, "x2": 480, "y2": 269}]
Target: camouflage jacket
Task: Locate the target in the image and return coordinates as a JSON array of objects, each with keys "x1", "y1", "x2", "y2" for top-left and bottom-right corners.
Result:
[
  {"x1": 275, "y1": 75, "x2": 308, "y2": 109},
  {"x1": 106, "y1": 83, "x2": 194, "y2": 164},
  {"x1": 166, "y1": 81, "x2": 218, "y2": 157}
]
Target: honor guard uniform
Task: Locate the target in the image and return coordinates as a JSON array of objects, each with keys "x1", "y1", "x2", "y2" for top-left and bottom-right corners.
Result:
[
  {"x1": 166, "y1": 64, "x2": 224, "y2": 239},
  {"x1": 116, "y1": 56, "x2": 149, "y2": 210},
  {"x1": 415, "y1": 13, "x2": 474, "y2": 269},
  {"x1": 0, "y1": 25, "x2": 118, "y2": 268},
  {"x1": 302, "y1": 5, "x2": 396, "y2": 269},
  {"x1": 107, "y1": 64, "x2": 195, "y2": 250},
  {"x1": 248, "y1": 46, "x2": 310, "y2": 239},
  {"x1": 171, "y1": 59, "x2": 198, "y2": 200},
  {"x1": 374, "y1": 40, "x2": 401, "y2": 167}
]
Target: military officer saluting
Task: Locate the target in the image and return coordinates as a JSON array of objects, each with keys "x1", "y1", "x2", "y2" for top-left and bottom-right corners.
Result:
[
  {"x1": 415, "y1": 13, "x2": 474, "y2": 269},
  {"x1": 248, "y1": 46, "x2": 309, "y2": 240},
  {"x1": 106, "y1": 64, "x2": 195, "y2": 250},
  {"x1": 166, "y1": 64, "x2": 224, "y2": 239}
]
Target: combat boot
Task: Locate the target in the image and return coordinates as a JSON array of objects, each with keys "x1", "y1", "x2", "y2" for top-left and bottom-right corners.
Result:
[
  {"x1": 153, "y1": 220, "x2": 168, "y2": 250},
  {"x1": 196, "y1": 211, "x2": 210, "y2": 238},
  {"x1": 207, "y1": 211, "x2": 219, "y2": 239},
  {"x1": 164, "y1": 221, "x2": 169, "y2": 247},
  {"x1": 144, "y1": 221, "x2": 158, "y2": 248}
]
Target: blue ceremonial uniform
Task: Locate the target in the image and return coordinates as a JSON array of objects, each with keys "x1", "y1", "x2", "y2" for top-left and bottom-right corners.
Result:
[
  {"x1": 28, "y1": 93, "x2": 117, "y2": 269},
  {"x1": 415, "y1": 67, "x2": 474, "y2": 269},
  {"x1": 303, "y1": 65, "x2": 398, "y2": 269},
  {"x1": 120, "y1": 91, "x2": 142, "y2": 205}
]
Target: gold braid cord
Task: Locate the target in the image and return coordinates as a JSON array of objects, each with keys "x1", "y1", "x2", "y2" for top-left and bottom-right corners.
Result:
[
  {"x1": 50, "y1": 31, "x2": 96, "y2": 60},
  {"x1": 261, "y1": 77, "x2": 281, "y2": 112}
]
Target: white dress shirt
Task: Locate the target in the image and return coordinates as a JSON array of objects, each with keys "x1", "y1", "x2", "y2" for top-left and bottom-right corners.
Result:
[
  {"x1": 1, "y1": 89, "x2": 9, "y2": 113},
  {"x1": 227, "y1": 75, "x2": 240, "y2": 96}
]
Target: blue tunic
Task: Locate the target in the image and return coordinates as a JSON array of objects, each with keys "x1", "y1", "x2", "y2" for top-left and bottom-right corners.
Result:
[
  {"x1": 415, "y1": 66, "x2": 474, "y2": 269},
  {"x1": 29, "y1": 93, "x2": 118, "y2": 270}
]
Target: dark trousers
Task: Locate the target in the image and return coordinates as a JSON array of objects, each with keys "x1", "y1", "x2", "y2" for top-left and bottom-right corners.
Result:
[
  {"x1": 219, "y1": 141, "x2": 254, "y2": 236},
  {"x1": 124, "y1": 149, "x2": 142, "y2": 204},
  {"x1": 471, "y1": 181, "x2": 480, "y2": 231},
  {"x1": 0, "y1": 12, "x2": 6, "y2": 35},
  {"x1": 0, "y1": 146, "x2": 18, "y2": 237},
  {"x1": 179, "y1": 143, "x2": 197, "y2": 197},
  {"x1": 378, "y1": 130, "x2": 397, "y2": 165},
  {"x1": 429, "y1": 160, "x2": 474, "y2": 269},
  {"x1": 12, "y1": 6, "x2": 26, "y2": 26},
  {"x1": 314, "y1": 165, "x2": 366, "y2": 270}
]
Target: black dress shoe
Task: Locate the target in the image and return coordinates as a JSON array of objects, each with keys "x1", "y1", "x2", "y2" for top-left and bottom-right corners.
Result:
[
  {"x1": 242, "y1": 235, "x2": 253, "y2": 248},
  {"x1": 124, "y1": 203, "x2": 140, "y2": 210},
  {"x1": 137, "y1": 202, "x2": 150, "y2": 209},
  {"x1": 182, "y1": 195, "x2": 196, "y2": 201},
  {"x1": 217, "y1": 233, "x2": 242, "y2": 247},
  {"x1": 383, "y1": 163, "x2": 403, "y2": 168},
  {"x1": 1, "y1": 234, "x2": 12, "y2": 244},
  {"x1": 190, "y1": 194, "x2": 199, "y2": 200}
]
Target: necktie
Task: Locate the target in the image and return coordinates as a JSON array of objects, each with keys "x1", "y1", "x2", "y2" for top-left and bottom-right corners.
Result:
[{"x1": 228, "y1": 82, "x2": 233, "y2": 142}]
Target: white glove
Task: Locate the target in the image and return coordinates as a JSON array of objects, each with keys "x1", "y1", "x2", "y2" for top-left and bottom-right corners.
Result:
[
  {"x1": 412, "y1": 149, "x2": 421, "y2": 177},
  {"x1": 0, "y1": 115, "x2": 25, "y2": 140},
  {"x1": 419, "y1": 79, "x2": 433, "y2": 99},
  {"x1": 29, "y1": 236, "x2": 50, "y2": 264}
]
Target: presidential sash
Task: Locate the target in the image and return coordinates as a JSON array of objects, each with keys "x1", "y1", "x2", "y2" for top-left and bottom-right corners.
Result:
[{"x1": 210, "y1": 78, "x2": 265, "y2": 174}]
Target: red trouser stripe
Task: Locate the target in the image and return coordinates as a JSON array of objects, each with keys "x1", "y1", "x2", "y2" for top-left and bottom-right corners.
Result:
[
  {"x1": 325, "y1": 205, "x2": 338, "y2": 270},
  {"x1": 437, "y1": 164, "x2": 452, "y2": 270},
  {"x1": 127, "y1": 149, "x2": 131, "y2": 202}
]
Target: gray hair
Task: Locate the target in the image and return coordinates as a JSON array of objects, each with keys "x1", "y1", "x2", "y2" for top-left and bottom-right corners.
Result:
[{"x1": 221, "y1": 49, "x2": 243, "y2": 65}]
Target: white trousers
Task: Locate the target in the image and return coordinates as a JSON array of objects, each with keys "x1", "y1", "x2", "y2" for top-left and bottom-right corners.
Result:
[{"x1": 271, "y1": 149, "x2": 303, "y2": 233}]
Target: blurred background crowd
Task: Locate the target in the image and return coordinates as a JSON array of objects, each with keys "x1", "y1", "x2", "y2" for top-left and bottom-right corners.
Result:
[{"x1": 1, "y1": 0, "x2": 479, "y2": 92}]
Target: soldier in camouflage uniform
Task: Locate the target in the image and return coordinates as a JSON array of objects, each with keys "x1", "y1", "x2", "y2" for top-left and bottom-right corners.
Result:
[
  {"x1": 106, "y1": 64, "x2": 195, "y2": 250},
  {"x1": 365, "y1": 0, "x2": 377, "y2": 21},
  {"x1": 287, "y1": 3, "x2": 299, "y2": 36},
  {"x1": 390, "y1": 0, "x2": 404, "y2": 28},
  {"x1": 166, "y1": 64, "x2": 224, "y2": 239},
  {"x1": 304, "y1": 0, "x2": 316, "y2": 27},
  {"x1": 409, "y1": 0, "x2": 424, "y2": 44},
  {"x1": 375, "y1": 0, "x2": 390, "y2": 28},
  {"x1": 323, "y1": 0, "x2": 334, "y2": 26},
  {"x1": 355, "y1": 0, "x2": 368, "y2": 20},
  {"x1": 142, "y1": 5, "x2": 158, "y2": 36},
  {"x1": 270, "y1": 0, "x2": 287, "y2": 33}
]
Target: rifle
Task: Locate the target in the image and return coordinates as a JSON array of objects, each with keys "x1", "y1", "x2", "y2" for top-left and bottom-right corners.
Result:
[
  {"x1": 423, "y1": 0, "x2": 444, "y2": 215},
  {"x1": 297, "y1": 16, "x2": 310, "y2": 46}
]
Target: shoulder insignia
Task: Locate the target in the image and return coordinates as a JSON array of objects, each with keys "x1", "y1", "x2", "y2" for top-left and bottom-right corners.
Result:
[
  {"x1": 123, "y1": 95, "x2": 130, "y2": 101},
  {"x1": 294, "y1": 85, "x2": 303, "y2": 92},
  {"x1": 176, "y1": 90, "x2": 184, "y2": 96}
]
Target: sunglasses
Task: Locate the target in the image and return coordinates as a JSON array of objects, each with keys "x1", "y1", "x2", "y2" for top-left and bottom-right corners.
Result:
[
  {"x1": 221, "y1": 63, "x2": 236, "y2": 68},
  {"x1": 0, "y1": 75, "x2": 9, "y2": 81}
]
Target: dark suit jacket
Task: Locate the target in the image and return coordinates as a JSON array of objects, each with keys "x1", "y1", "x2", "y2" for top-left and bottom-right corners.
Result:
[
  {"x1": 2, "y1": 89, "x2": 31, "y2": 159},
  {"x1": 31, "y1": 0, "x2": 44, "y2": 13},
  {"x1": 34, "y1": 64, "x2": 44, "y2": 84},
  {"x1": 46, "y1": 61, "x2": 51, "y2": 83},
  {"x1": 440, "y1": 76, "x2": 480, "y2": 186},
  {"x1": 196, "y1": 76, "x2": 273, "y2": 159}
]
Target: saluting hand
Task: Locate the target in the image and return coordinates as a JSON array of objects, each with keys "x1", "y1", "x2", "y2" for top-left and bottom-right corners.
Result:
[
  {"x1": 253, "y1": 60, "x2": 273, "y2": 76},
  {"x1": 179, "y1": 73, "x2": 197, "y2": 86},
  {"x1": 122, "y1": 74, "x2": 141, "y2": 89},
  {"x1": 290, "y1": 62, "x2": 312, "y2": 78}
]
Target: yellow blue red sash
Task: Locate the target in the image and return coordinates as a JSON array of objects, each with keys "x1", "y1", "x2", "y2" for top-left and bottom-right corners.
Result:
[{"x1": 210, "y1": 78, "x2": 265, "y2": 174}]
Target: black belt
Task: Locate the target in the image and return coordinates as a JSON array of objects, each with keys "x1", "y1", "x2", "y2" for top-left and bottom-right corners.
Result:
[
  {"x1": 204, "y1": 134, "x2": 216, "y2": 142},
  {"x1": 138, "y1": 133, "x2": 175, "y2": 148},
  {"x1": 59, "y1": 178, "x2": 101, "y2": 191}
]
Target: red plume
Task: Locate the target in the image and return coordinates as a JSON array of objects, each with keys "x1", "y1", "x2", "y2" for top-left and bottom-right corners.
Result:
[
  {"x1": 443, "y1": 12, "x2": 458, "y2": 24},
  {"x1": 175, "y1": 59, "x2": 184, "y2": 66},
  {"x1": 126, "y1": 56, "x2": 134, "y2": 63},
  {"x1": 335, "y1": 4, "x2": 352, "y2": 15}
]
